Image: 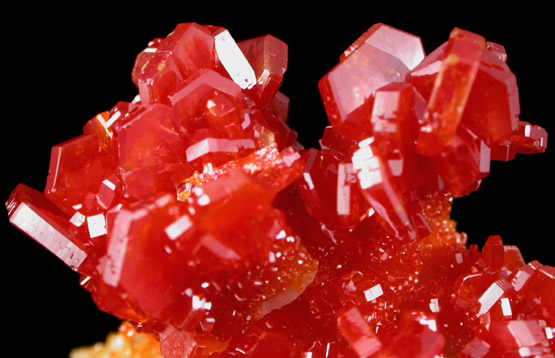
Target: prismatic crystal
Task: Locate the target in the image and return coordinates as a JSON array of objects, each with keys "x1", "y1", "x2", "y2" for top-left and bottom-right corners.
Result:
[{"x1": 6, "y1": 23, "x2": 553, "y2": 358}]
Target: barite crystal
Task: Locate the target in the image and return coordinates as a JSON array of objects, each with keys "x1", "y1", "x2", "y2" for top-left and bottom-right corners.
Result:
[{"x1": 6, "y1": 22, "x2": 552, "y2": 358}]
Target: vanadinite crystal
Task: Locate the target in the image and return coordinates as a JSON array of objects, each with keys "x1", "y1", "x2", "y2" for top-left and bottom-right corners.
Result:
[{"x1": 6, "y1": 22, "x2": 553, "y2": 358}]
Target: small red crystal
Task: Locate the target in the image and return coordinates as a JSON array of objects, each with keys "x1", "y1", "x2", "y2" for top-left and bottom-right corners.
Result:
[{"x1": 337, "y1": 307, "x2": 382, "y2": 358}]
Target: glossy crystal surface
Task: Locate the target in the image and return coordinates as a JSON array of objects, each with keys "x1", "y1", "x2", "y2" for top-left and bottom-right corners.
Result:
[{"x1": 6, "y1": 23, "x2": 552, "y2": 358}]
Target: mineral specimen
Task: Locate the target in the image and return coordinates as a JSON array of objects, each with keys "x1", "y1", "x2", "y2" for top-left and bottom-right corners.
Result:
[{"x1": 6, "y1": 22, "x2": 552, "y2": 358}]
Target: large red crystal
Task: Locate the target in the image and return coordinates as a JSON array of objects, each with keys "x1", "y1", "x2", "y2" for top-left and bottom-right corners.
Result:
[{"x1": 6, "y1": 22, "x2": 552, "y2": 358}]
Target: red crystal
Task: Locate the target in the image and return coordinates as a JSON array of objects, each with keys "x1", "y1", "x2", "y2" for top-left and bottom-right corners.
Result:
[
  {"x1": 6, "y1": 22, "x2": 553, "y2": 358},
  {"x1": 342, "y1": 23, "x2": 425, "y2": 71},
  {"x1": 238, "y1": 35, "x2": 288, "y2": 107},
  {"x1": 414, "y1": 28, "x2": 485, "y2": 155},
  {"x1": 319, "y1": 26, "x2": 411, "y2": 139},
  {"x1": 7, "y1": 184, "x2": 94, "y2": 274},
  {"x1": 45, "y1": 133, "x2": 117, "y2": 215},
  {"x1": 114, "y1": 103, "x2": 191, "y2": 198},
  {"x1": 460, "y1": 49, "x2": 519, "y2": 146},
  {"x1": 337, "y1": 307, "x2": 382, "y2": 358},
  {"x1": 137, "y1": 23, "x2": 217, "y2": 106},
  {"x1": 491, "y1": 121, "x2": 548, "y2": 161}
]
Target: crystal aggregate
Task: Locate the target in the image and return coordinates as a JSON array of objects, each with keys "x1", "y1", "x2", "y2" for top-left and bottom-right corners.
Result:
[{"x1": 6, "y1": 23, "x2": 552, "y2": 358}]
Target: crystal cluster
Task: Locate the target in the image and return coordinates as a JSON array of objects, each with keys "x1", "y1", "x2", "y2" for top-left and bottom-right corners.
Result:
[{"x1": 6, "y1": 23, "x2": 552, "y2": 358}]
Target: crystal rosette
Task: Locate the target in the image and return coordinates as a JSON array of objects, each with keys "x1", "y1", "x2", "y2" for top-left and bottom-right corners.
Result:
[{"x1": 6, "y1": 22, "x2": 553, "y2": 358}]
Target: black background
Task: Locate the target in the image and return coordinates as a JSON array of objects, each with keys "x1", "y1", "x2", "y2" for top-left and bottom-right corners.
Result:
[{"x1": 3, "y1": 4, "x2": 553, "y2": 357}]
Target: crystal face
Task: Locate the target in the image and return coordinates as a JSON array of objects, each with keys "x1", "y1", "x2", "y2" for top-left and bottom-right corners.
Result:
[{"x1": 6, "y1": 22, "x2": 553, "y2": 358}]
